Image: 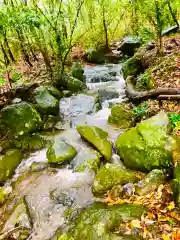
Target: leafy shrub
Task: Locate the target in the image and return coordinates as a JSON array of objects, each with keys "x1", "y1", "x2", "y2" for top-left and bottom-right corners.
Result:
[
  {"x1": 139, "y1": 27, "x2": 155, "y2": 43},
  {"x1": 0, "y1": 77, "x2": 5, "y2": 86},
  {"x1": 133, "y1": 101, "x2": 149, "y2": 119},
  {"x1": 11, "y1": 71, "x2": 22, "y2": 82},
  {"x1": 169, "y1": 113, "x2": 180, "y2": 133},
  {"x1": 136, "y1": 71, "x2": 154, "y2": 90}
]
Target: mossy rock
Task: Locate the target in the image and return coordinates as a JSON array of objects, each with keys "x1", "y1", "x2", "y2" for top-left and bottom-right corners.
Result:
[
  {"x1": 122, "y1": 55, "x2": 141, "y2": 79},
  {"x1": 135, "y1": 169, "x2": 165, "y2": 196},
  {"x1": 71, "y1": 148, "x2": 101, "y2": 173},
  {"x1": 64, "y1": 203, "x2": 146, "y2": 239},
  {"x1": 87, "y1": 47, "x2": 106, "y2": 64},
  {"x1": 76, "y1": 126, "x2": 112, "y2": 161},
  {"x1": 93, "y1": 163, "x2": 139, "y2": 194},
  {"x1": 47, "y1": 139, "x2": 77, "y2": 164},
  {"x1": 108, "y1": 103, "x2": 133, "y2": 128},
  {"x1": 116, "y1": 112, "x2": 174, "y2": 172},
  {"x1": 66, "y1": 76, "x2": 86, "y2": 93},
  {"x1": 0, "y1": 102, "x2": 42, "y2": 136},
  {"x1": 0, "y1": 149, "x2": 22, "y2": 182},
  {"x1": 118, "y1": 36, "x2": 142, "y2": 56},
  {"x1": 35, "y1": 86, "x2": 59, "y2": 115}
]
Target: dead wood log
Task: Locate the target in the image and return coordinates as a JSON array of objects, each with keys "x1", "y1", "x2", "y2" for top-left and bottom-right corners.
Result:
[{"x1": 158, "y1": 95, "x2": 180, "y2": 100}]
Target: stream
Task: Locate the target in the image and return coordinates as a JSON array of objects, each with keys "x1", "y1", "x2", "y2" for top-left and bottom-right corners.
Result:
[{"x1": 0, "y1": 62, "x2": 127, "y2": 240}]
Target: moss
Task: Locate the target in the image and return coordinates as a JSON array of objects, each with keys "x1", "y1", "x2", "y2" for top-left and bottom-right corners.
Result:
[
  {"x1": 1, "y1": 102, "x2": 42, "y2": 136},
  {"x1": 66, "y1": 76, "x2": 86, "y2": 92},
  {"x1": 135, "y1": 169, "x2": 165, "y2": 196},
  {"x1": 122, "y1": 55, "x2": 141, "y2": 79},
  {"x1": 0, "y1": 149, "x2": 22, "y2": 182},
  {"x1": 93, "y1": 163, "x2": 139, "y2": 194},
  {"x1": 108, "y1": 103, "x2": 133, "y2": 128},
  {"x1": 46, "y1": 86, "x2": 63, "y2": 99},
  {"x1": 0, "y1": 187, "x2": 7, "y2": 204},
  {"x1": 76, "y1": 126, "x2": 112, "y2": 161},
  {"x1": 136, "y1": 71, "x2": 154, "y2": 90},
  {"x1": 116, "y1": 112, "x2": 173, "y2": 172}
]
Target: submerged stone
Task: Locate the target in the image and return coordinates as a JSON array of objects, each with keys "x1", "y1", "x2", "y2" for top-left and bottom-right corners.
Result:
[
  {"x1": 116, "y1": 112, "x2": 174, "y2": 172},
  {"x1": 135, "y1": 169, "x2": 165, "y2": 196},
  {"x1": 71, "y1": 148, "x2": 100, "y2": 173},
  {"x1": 0, "y1": 102, "x2": 42, "y2": 136},
  {"x1": 47, "y1": 139, "x2": 77, "y2": 164},
  {"x1": 35, "y1": 86, "x2": 59, "y2": 115},
  {"x1": 93, "y1": 163, "x2": 139, "y2": 194},
  {"x1": 0, "y1": 149, "x2": 22, "y2": 182},
  {"x1": 76, "y1": 126, "x2": 112, "y2": 161},
  {"x1": 108, "y1": 103, "x2": 133, "y2": 128}
]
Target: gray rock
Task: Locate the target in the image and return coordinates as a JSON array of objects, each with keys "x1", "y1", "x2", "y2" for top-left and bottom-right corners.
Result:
[{"x1": 118, "y1": 36, "x2": 142, "y2": 56}]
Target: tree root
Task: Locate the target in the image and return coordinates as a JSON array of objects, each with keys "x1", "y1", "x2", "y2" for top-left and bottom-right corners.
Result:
[
  {"x1": 126, "y1": 77, "x2": 180, "y2": 101},
  {"x1": 0, "y1": 226, "x2": 30, "y2": 240}
]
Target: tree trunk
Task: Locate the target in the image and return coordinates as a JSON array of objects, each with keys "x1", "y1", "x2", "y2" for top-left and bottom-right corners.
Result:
[
  {"x1": 102, "y1": 7, "x2": 109, "y2": 51},
  {"x1": 1, "y1": 44, "x2": 10, "y2": 66},
  {"x1": 167, "y1": 0, "x2": 179, "y2": 29},
  {"x1": 4, "y1": 33, "x2": 15, "y2": 63}
]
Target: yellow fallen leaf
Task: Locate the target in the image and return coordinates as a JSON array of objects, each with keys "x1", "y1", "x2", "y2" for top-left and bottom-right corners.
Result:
[
  {"x1": 162, "y1": 234, "x2": 171, "y2": 240},
  {"x1": 130, "y1": 220, "x2": 141, "y2": 229},
  {"x1": 168, "y1": 201, "x2": 175, "y2": 210}
]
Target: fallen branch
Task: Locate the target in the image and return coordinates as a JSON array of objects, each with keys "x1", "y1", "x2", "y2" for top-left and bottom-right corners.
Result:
[
  {"x1": 158, "y1": 95, "x2": 180, "y2": 100},
  {"x1": 126, "y1": 77, "x2": 180, "y2": 101}
]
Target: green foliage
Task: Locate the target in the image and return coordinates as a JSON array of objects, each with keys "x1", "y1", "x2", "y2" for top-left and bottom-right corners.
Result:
[
  {"x1": 139, "y1": 27, "x2": 155, "y2": 43},
  {"x1": 168, "y1": 113, "x2": 180, "y2": 130},
  {"x1": 0, "y1": 76, "x2": 5, "y2": 86},
  {"x1": 133, "y1": 102, "x2": 149, "y2": 119},
  {"x1": 11, "y1": 71, "x2": 21, "y2": 82},
  {"x1": 136, "y1": 71, "x2": 154, "y2": 90}
]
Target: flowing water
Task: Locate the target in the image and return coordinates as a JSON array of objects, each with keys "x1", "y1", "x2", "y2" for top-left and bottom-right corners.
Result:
[{"x1": 0, "y1": 62, "x2": 126, "y2": 240}]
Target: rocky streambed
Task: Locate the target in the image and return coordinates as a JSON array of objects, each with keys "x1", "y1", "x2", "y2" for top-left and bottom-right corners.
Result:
[{"x1": 0, "y1": 61, "x2": 180, "y2": 240}]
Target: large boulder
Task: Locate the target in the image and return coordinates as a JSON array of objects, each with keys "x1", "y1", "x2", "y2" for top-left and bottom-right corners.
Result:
[
  {"x1": 0, "y1": 102, "x2": 42, "y2": 136},
  {"x1": 61, "y1": 203, "x2": 146, "y2": 239},
  {"x1": 0, "y1": 149, "x2": 22, "y2": 182},
  {"x1": 76, "y1": 126, "x2": 112, "y2": 161},
  {"x1": 116, "y1": 112, "x2": 174, "y2": 172},
  {"x1": 47, "y1": 138, "x2": 77, "y2": 164},
  {"x1": 118, "y1": 36, "x2": 142, "y2": 56},
  {"x1": 93, "y1": 163, "x2": 139, "y2": 194},
  {"x1": 108, "y1": 103, "x2": 133, "y2": 128},
  {"x1": 86, "y1": 47, "x2": 106, "y2": 64},
  {"x1": 34, "y1": 86, "x2": 59, "y2": 115},
  {"x1": 135, "y1": 169, "x2": 165, "y2": 196}
]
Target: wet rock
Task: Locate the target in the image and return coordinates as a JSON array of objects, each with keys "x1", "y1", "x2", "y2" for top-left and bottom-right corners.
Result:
[
  {"x1": 60, "y1": 94, "x2": 100, "y2": 123},
  {"x1": 0, "y1": 102, "x2": 42, "y2": 136},
  {"x1": 93, "y1": 163, "x2": 139, "y2": 194},
  {"x1": 71, "y1": 148, "x2": 100, "y2": 173},
  {"x1": 116, "y1": 112, "x2": 174, "y2": 172},
  {"x1": 72, "y1": 62, "x2": 85, "y2": 82},
  {"x1": 1, "y1": 168, "x2": 94, "y2": 240},
  {"x1": 35, "y1": 86, "x2": 59, "y2": 115},
  {"x1": 0, "y1": 149, "x2": 22, "y2": 182},
  {"x1": 77, "y1": 126, "x2": 112, "y2": 161},
  {"x1": 135, "y1": 169, "x2": 165, "y2": 196},
  {"x1": 3, "y1": 199, "x2": 31, "y2": 239},
  {"x1": 162, "y1": 26, "x2": 179, "y2": 36},
  {"x1": 46, "y1": 86, "x2": 63, "y2": 99},
  {"x1": 47, "y1": 138, "x2": 77, "y2": 164},
  {"x1": 118, "y1": 36, "x2": 142, "y2": 56},
  {"x1": 62, "y1": 203, "x2": 146, "y2": 239},
  {"x1": 108, "y1": 103, "x2": 133, "y2": 128},
  {"x1": 98, "y1": 90, "x2": 119, "y2": 103},
  {"x1": 91, "y1": 73, "x2": 117, "y2": 83},
  {"x1": 87, "y1": 47, "x2": 106, "y2": 64},
  {"x1": 43, "y1": 115, "x2": 60, "y2": 130},
  {"x1": 66, "y1": 76, "x2": 86, "y2": 92}
]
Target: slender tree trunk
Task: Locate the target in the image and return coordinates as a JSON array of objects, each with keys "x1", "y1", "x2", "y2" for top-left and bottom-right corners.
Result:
[
  {"x1": 167, "y1": 0, "x2": 179, "y2": 29},
  {"x1": 16, "y1": 29, "x2": 33, "y2": 67},
  {"x1": 1, "y1": 44, "x2": 10, "y2": 66},
  {"x1": 155, "y1": 0, "x2": 163, "y2": 56},
  {"x1": 4, "y1": 33, "x2": 15, "y2": 63},
  {"x1": 102, "y1": 7, "x2": 109, "y2": 51}
]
